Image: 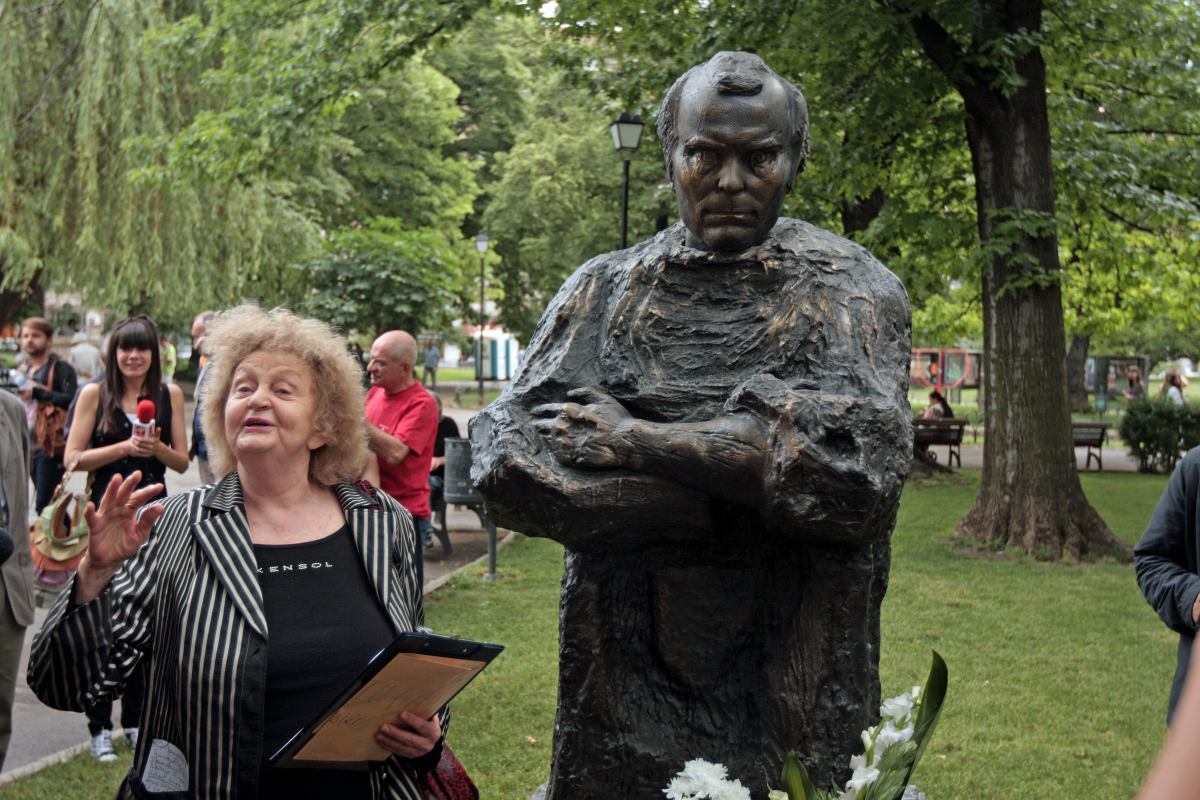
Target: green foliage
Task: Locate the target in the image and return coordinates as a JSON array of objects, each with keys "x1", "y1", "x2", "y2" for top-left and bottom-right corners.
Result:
[
  {"x1": 321, "y1": 61, "x2": 479, "y2": 230},
  {"x1": 292, "y1": 222, "x2": 476, "y2": 339},
  {"x1": 1118, "y1": 398, "x2": 1200, "y2": 473},
  {"x1": 0, "y1": 1, "x2": 320, "y2": 330},
  {"x1": 482, "y1": 75, "x2": 662, "y2": 342}
]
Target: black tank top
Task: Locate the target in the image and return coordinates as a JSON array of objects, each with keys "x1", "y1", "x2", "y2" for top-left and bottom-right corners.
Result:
[{"x1": 88, "y1": 384, "x2": 173, "y2": 506}]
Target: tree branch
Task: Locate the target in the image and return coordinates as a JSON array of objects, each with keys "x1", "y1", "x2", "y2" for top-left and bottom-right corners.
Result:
[{"x1": 883, "y1": 2, "x2": 1003, "y2": 120}]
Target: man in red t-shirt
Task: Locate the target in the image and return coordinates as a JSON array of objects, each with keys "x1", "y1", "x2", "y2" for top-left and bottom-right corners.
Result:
[{"x1": 364, "y1": 330, "x2": 439, "y2": 589}]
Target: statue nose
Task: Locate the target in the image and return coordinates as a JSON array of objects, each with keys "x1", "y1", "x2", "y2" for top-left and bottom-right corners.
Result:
[{"x1": 716, "y1": 159, "x2": 747, "y2": 192}]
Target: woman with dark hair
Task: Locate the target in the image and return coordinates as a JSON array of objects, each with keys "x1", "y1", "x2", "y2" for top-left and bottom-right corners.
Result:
[
  {"x1": 62, "y1": 314, "x2": 188, "y2": 762},
  {"x1": 918, "y1": 390, "x2": 954, "y2": 420}
]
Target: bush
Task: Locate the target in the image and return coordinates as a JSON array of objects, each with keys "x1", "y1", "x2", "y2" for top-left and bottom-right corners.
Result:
[{"x1": 1118, "y1": 399, "x2": 1200, "y2": 472}]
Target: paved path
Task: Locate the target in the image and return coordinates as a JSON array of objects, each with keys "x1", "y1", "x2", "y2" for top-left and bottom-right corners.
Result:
[{"x1": 923, "y1": 439, "x2": 1143, "y2": 473}]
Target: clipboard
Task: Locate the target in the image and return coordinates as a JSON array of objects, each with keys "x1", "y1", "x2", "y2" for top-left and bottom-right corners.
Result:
[{"x1": 269, "y1": 632, "x2": 503, "y2": 769}]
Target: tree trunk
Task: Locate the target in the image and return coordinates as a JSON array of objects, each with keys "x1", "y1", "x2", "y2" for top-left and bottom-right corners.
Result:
[
  {"x1": 913, "y1": 1, "x2": 1128, "y2": 560},
  {"x1": 0, "y1": 270, "x2": 41, "y2": 332},
  {"x1": 1066, "y1": 333, "x2": 1090, "y2": 411},
  {"x1": 841, "y1": 187, "x2": 886, "y2": 236}
]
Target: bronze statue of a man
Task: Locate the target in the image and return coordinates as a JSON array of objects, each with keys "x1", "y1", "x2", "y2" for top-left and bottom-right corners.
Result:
[{"x1": 471, "y1": 52, "x2": 911, "y2": 798}]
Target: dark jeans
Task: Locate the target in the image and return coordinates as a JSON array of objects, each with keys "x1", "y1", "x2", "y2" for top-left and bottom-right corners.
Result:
[
  {"x1": 85, "y1": 663, "x2": 145, "y2": 735},
  {"x1": 31, "y1": 451, "x2": 65, "y2": 514},
  {"x1": 413, "y1": 516, "x2": 432, "y2": 592}
]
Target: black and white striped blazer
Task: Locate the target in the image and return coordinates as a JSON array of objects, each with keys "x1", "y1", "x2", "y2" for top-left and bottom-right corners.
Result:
[{"x1": 29, "y1": 471, "x2": 446, "y2": 799}]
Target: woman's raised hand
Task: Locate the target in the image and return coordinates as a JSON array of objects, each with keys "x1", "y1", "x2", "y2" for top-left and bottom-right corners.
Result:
[{"x1": 76, "y1": 472, "x2": 164, "y2": 603}]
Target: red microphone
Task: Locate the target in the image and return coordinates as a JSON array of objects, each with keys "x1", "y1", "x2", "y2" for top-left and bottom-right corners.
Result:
[{"x1": 133, "y1": 398, "x2": 156, "y2": 438}]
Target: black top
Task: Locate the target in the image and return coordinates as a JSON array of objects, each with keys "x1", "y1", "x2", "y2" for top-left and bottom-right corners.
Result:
[
  {"x1": 88, "y1": 383, "x2": 173, "y2": 507},
  {"x1": 255, "y1": 526, "x2": 396, "y2": 794},
  {"x1": 430, "y1": 417, "x2": 461, "y2": 478},
  {"x1": 27, "y1": 354, "x2": 78, "y2": 409}
]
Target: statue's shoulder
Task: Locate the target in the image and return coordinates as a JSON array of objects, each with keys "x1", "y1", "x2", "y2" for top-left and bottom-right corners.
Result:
[
  {"x1": 774, "y1": 218, "x2": 907, "y2": 302},
  {"x1": 550, "y1": 227, "x2": 678, "y2": 306}
]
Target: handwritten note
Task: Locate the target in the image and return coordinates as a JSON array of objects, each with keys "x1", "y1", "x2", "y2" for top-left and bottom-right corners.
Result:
[
  {"x1": 293, "y1": 653, "x2": 482, "y2": 763},
  {"x1": 142, "y1": 739, "x2": 189, "y2": 793}
]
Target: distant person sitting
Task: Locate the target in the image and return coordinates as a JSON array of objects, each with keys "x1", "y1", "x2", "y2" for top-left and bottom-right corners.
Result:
[
  {"x1": 918, "y1": 390, "x2": 954, "y2": 420},
  {"x1": 1125, "y1": 367, "x2": 1147, "y2": 401},
  {"x1": 1162, "y1": 369, "x2": 1187, "y2": 406},
  {"x1": 427, "y1": 394, "x2": 461, "y2": 534}
]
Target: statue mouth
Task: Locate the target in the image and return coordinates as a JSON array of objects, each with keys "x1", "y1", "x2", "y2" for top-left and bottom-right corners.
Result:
[{"x1": 703, "y1": 211, "x2": 758, "y2": 225}]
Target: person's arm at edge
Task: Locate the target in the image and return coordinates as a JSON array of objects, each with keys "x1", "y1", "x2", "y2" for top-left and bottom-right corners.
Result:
[
  {"x1": 1138, "y1": 636, "x2": 1200, "y2": 799},
  {"x1": 1134, "y1": 454, "x2": 1200, "y2": 632}
]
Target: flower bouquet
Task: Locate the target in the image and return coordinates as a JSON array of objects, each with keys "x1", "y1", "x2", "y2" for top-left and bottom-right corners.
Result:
[
  {"x1": 661, "y1": 651, "x2": 947, "y2": 800},
  {"x1": 773, "y1": 650, "x2": 948, "y2": 800}
]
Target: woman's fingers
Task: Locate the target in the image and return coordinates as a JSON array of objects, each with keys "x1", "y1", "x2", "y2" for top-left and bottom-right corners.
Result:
[
  {"x1": 375, "y1": 711, "x2": 441, "y2": 757},
  {"x1": 128, "y1": 483, "x2": 164, "y2": 508}
]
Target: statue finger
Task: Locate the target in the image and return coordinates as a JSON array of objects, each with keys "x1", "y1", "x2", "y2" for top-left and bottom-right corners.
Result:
[
  {"x1": 566, "y1": 387, "x2": 612, "y2": 405},
  {"x1": 531, "y1": 403, "x2": 565, "y2": 418}
]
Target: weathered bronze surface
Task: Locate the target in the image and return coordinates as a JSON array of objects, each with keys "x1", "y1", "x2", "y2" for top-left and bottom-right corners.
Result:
[{"x1": 471, "y1": 52, "x2": 912, "y2": 798}]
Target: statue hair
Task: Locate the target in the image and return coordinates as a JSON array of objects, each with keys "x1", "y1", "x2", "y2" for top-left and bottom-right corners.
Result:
[{"x1": 656, "y1": 52, "x2": 810, "y2": 180}]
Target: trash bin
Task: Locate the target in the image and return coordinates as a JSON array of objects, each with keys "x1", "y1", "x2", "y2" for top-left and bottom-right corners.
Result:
[{"x1": 444, "y1": 438, "x2": 482, "y2": 505}]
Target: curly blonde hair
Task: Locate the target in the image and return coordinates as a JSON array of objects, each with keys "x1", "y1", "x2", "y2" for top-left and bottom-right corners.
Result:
[{"x1": 199, "y1": 305, "x2": 369, "y2": 486}]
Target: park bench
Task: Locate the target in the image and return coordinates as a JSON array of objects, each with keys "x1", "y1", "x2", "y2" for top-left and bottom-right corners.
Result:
[
  {"x1": 1072, "y1": 421, "x2": 1109, "y2": 471},
  {"x1": 442, "y1": 437, "x2": 499, "y2": 579},
  {"x1": 913, "y1": 417, "x2": 967, "y2": 468}
]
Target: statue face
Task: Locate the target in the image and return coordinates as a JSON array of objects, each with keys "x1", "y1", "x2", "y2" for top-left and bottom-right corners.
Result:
[{"x1": 670, "y1": 78, "x2": 797, "y2": 252}]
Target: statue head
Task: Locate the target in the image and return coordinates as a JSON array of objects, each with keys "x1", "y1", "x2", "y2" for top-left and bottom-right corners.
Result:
[{"x1": 658, "y1": 52, "x2": 810, "y2": 253}]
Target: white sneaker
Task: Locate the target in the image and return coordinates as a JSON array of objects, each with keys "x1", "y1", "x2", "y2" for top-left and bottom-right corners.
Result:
[
  {"x1": 125, "y1": 727, "x2": 139, "y2": 750},
  {"x1": 91, "y1": 730, "x2": 117, "y2": 763}
]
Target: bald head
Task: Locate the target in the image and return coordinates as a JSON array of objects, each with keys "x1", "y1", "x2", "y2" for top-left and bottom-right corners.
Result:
[
  {"x1": 192, "y1": 310, "x2": 216, "y2": 354},
  {"x1": 368, "y1": 330, "x2": 418, "y2": 393}
]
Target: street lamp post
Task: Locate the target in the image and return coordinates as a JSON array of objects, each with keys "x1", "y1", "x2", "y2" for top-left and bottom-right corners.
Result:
[
  {"x1": 475, "y1": 230, "x2": 490, "y2": 403},
  {"x1": 610, "y1": 112, "x2": 644, "y2": 249}
]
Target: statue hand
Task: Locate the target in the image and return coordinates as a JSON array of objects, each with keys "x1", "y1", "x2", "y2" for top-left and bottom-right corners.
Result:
[{"x1": 531, "y1": 387, "x2": 633, "y2": 470}]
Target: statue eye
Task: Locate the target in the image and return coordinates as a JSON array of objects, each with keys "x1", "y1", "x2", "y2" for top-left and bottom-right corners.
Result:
[
  {"x1": 686, "y1": 148, "x2": 718, "y2": 168},
  {"x1": 750, "y1": 150, "x2": 778, "y2": 169}
]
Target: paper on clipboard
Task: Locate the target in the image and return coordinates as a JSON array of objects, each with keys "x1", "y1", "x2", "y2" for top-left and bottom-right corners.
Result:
[{"x1": 291, "y1": 653, "x2": 484, "y2": 763}]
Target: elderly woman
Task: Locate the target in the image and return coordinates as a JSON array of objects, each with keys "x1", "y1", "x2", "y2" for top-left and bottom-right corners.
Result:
[{"x1": 30, "y1": 306, "x2": 445, "y2": 799}]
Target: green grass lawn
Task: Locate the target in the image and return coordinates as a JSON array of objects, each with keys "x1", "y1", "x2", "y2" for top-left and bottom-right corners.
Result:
[{"x1": 5, "y1": 470, "x2": 1174, "y2": 799}]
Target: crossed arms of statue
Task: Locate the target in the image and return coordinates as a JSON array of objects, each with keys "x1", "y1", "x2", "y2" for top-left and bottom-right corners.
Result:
[{"x1": 471, "y1": 259, "x2": 912, "y2": 550}]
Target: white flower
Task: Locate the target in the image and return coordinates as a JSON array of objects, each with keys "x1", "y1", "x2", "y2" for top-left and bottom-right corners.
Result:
[
  {"x1": 849, "y1": 752, "x2": 867, "y2": 771},
  {"x1": 872, "y1": 720, "x2": 915, "y2": 763},
  {"x1": 846, "y1": 764, "x2": 880, "y2": 793},
  {"x1": 663, "y1": 760, "x2": 749, "y2": 800},
  {"x1": 902, "y1": 785, "x2": 927, "y2": 800},
  {"x1": 710, "y1": 778, "x2": 751, "y2": 800},
  {"x1": 664, "y1": 775, "x2": 698, "y2": 800},
  {"x1": 682, "y1": 759, "x2": 729, "y2": 786},
  {"x1": 880, "y1": 692, "x2": 915, "y2": 723}
]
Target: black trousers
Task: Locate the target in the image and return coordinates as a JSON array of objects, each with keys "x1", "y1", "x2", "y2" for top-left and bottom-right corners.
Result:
[
  {"x1": 31, "y1": 450, "x2": 65, "y2": 514},
  {"x1": 85, "y1": 663, "x2": 145, "y2": 735}
]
